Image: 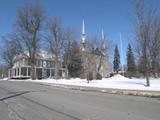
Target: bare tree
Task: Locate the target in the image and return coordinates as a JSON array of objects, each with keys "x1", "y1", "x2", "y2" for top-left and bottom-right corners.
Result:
[
  {"x1": 46, "y1": 17, "x2": 66, "y2": 79},
  {"x1": 149, "y1": 15, "x2": 160, "y2": 77},
  {"x1": 133, "y1": 0, "x2": 158, "y2": 86},
  {"x1": 2, "y1": 33, "x2": 22, "y2": 68},
  {"x1": 16, "y1": 3, "x2": 44, "y2": 80}
]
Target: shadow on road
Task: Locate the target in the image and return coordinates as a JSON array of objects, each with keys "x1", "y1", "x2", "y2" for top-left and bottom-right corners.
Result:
[
  {"x1": 0, "y1": 91, "x2": 31, "y2": 101},
  {"x1": 0, "y1": 90, "x2": 46, "y2": 101}
]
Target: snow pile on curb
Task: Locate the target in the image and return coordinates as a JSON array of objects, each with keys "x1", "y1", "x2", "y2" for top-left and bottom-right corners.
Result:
[
  {"x1": 108, "y1": 74, "x2": 128, "y2": 80},
  {"x1": 1, "y1": 78, "x2": 9, "y2": 81}
]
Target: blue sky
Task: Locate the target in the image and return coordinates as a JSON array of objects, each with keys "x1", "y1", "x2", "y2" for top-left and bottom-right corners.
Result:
[{"x1": 0, "y1": 0, "x2": 160, "y2": 64}]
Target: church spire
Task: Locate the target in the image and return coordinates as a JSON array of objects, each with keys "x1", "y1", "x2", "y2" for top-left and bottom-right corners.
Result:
[
  {"x1": 101, "y1": 28, "x2": 104, "y2": 41},
  {"x1": 101, "y1": 28, "x2": 106, "y2": 51},
  {"x1": 81, "y1": 18, "x2": 86, "y2": 51},
  {"x1": 82, "y1": 19, "x2": 85, "y2": 35}
]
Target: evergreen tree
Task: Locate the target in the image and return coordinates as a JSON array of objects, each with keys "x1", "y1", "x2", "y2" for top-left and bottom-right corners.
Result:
[
  {"x1": 113, "y1": 45, "x2": 120, "y2": 73},
  {"x1": 127, "y1": 44, "x2": 136, "y2": 77},
  {"x1": 64, "y1": 40, "x2": 82, "y2": 78}
]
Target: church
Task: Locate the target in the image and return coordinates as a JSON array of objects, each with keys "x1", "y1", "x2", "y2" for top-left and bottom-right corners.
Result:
[{"x1": 80, "y1": 20, "x2": 110, "y2": 80}]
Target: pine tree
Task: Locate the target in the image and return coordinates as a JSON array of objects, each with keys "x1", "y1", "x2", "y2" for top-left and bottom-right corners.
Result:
[
  {"x1": 68, "y1": 53, "x2": 82, "y2": 78},
  {"x1": 126, "y1": 44, "x2": 136, "y2": 77},
  {"x1": 113, "y1": 45, "x2": 120, "y2": 73},
  {"x1": 64, "y1": 40, "x2": 82, "y2": 78}
]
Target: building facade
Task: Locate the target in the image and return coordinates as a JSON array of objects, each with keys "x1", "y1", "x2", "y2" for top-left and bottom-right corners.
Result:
[
  {"x1": 8, "y1": 51, "x2": 66, "y2": 79},
  {"x1": 80, "y1": 19, "x2": 110, "y2": 79}
]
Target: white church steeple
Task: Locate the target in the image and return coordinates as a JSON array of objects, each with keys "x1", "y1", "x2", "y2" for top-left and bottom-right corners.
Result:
[
  {"x1": 101, "y1": 28, "x2": 106, "y2": 54},
  {"x1": 82, "y1": 19, "x2": 85, "y2": 35},
  {"x1": 101, "y1": 28, "x2": 104, "y2": 41},
  {"x1": 81, "y1": 19, "x2": 86, "y2": 51}
]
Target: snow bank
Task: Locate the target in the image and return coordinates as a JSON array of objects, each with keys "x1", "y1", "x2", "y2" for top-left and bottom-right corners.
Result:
[
  {"x1": 8, "y1": 74, "x2": 160, "y2": 91},
  {"x1": 1, "y1": 78, "x2": 9, "y2": 81}
]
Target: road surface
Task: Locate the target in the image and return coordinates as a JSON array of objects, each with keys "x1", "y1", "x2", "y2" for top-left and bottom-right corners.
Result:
[{"x1": 0, "y1": 80, "x2": 159, "y2": 120}]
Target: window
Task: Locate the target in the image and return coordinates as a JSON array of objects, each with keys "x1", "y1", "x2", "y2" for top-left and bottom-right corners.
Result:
[
  {"x1": 46, "y1": 69, "x2": 50, "y2": 77},
  {"x1": 18, "y1": 68, "x2": 19, "y2": 75},
  {"x1": 23, "y1": 59, "x2": 25, "y2": 65},
  {"x1": 21, "y1": 67, "x2": 27, "y2": 76},
  {"x1": 14, "y1": 69, "x2": 16, "y2": 76},
  {"x1": 28, "y1": 68, "x2": 31, "y2": 76},
  {"x1": 43, "y1": 61, "x2": 46, "y2": 67},
  {"x1": 47, "y1": 61, "x2": 52, "y2": 68},
  {"x1": 50, "y1": 61, "x2": 55, "y2": 68},
  {"x1": 40, "y1": 60, "x2": 43, "y2": 67},
  {"x1": 47, "y1": 61, "x2": 50, "y2": 67}
]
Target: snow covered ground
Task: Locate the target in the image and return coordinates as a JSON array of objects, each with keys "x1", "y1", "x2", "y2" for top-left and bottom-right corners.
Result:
[{"x1": 24, "y1": 74, "x2": 160, "y2": 91}]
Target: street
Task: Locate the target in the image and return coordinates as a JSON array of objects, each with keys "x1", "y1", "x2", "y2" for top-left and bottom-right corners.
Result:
[{"x1": 0, "y1": 80, "x2": 159, "y2": 120}]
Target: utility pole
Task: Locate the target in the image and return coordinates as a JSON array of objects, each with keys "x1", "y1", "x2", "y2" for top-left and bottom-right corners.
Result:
[{"x1": 120, "y1": 32, "x2": 124, "y2": 76}]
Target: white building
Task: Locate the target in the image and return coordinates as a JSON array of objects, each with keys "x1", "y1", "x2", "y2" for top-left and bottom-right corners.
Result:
[{"x1": 8, "y1": 50, "x2": 66, "y2": 79}]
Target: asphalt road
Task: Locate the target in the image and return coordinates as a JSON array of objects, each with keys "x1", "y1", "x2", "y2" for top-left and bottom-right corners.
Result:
[{"x1": 0, "y1": 80, "x2": 159, "y2": 120}]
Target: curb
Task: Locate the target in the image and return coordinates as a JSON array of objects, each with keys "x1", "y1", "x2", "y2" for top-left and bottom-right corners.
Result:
[{"x1": 36, "y1": 82, "x2": 160, "y2": 98}]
